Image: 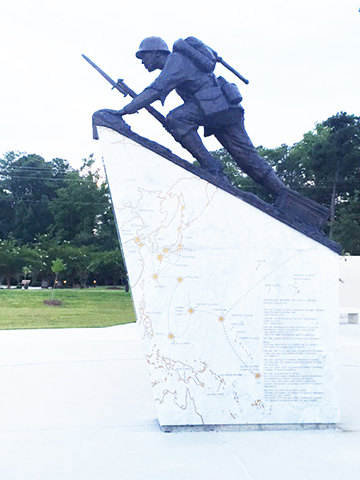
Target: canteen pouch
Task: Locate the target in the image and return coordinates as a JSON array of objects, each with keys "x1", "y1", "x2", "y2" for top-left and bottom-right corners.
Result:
[
  {"x1": 217, "y1": 76, "x2": 242, "y2": 105},
  {"x1": 194, "y1": 86, "x2": 229, "y2": 119}
]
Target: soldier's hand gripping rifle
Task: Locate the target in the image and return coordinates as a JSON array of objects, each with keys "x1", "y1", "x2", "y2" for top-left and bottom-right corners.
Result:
[{"x1": 82, "y1": 54, "x2": 167, "y2": 137}]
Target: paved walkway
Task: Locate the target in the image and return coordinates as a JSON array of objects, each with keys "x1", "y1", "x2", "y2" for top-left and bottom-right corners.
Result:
[{"x1": 1, "y1": 323, "x2": 359, "y2": 480}]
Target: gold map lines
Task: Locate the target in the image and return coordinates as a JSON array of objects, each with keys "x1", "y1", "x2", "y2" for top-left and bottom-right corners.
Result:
[
  {"x1": 166, "y1": 279, "x2": 194, "y2": 341},
  {"x1": 207, "y1": 251, "x2": 303, "y2": 375},
  {"x1": 117, "y1": 179, "x2": 218, "y2": 290},
  {"x1": 155, "y1": 388, "x2": 204, "y2": 425},
  {"x1": 226, "y1": 251, "x2": 302, "y2": 316}
]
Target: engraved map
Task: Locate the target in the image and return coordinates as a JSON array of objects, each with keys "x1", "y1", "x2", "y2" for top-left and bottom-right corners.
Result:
[{"x1": 100, "y1": 128, "x2": 340, "y2": 426}]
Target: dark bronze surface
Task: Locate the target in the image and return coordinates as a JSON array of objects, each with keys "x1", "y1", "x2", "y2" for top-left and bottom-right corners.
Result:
[
  {"x1": 92, "y1": 110, "x2": 340, "y2": 254},
  {"x1": 87, "y1": 38, "x2": 337, "y2": 244}
]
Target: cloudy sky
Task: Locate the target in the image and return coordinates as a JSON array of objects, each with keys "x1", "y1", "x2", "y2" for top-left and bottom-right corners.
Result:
[{"x1": 1, "y1": 0, "x2": 359, "y2": 169}]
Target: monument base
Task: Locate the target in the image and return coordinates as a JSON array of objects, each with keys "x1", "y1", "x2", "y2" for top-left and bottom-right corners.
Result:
[
  {"x1": 98, "y1": 121, "x2": 341, "y2": 428},
  {"x1": 161, "y1": 423, "x2": 339, "y2": 433}
]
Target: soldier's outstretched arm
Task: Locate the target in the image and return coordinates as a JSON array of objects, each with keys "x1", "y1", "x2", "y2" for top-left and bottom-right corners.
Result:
[{"x1": 117, "y1": 87, "x2": 161, "y2": 115}]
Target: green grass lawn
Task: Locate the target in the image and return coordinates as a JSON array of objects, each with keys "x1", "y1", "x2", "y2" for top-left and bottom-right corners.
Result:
[{"x1": 0, "y1": 288, "x2": 136, "y2": 330}]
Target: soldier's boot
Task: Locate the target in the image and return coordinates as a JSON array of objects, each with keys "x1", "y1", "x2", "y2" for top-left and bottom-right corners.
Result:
[
  {"x1": 179, "y1": 131, "x2": 223, "y2": 176},
  {"x1": 258, "y1": 169, "x2": 287, "y2": 197}
]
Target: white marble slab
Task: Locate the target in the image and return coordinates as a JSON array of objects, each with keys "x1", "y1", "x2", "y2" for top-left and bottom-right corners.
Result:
[{"x1": 99, "y1": 126, "x2": 340, "y2": 426}]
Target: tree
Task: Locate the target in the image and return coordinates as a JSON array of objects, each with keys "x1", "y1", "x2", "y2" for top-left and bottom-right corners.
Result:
[
  {"x1": 0, "y1": 152, "x2": 72, "y2": 244},
  {"x1": 90, "y1": 249, "x2": 126, "y2": 286},
  {"x1": 212, "y1": 144, "x2": 290, "y2": 203},
  {"x1": 0, "y1": 183, "x2": 14, "y2": 240},
  {"x1": 49, "y1": 155, "x2": 109, "y2": 246},
  {"x1": 51, "y1": 257, "x2": 66, "y2": 290},
  {"x1": 94, "y1": 183, "x2": 119, "y2": 251},
  {"x1": 211, "y1": 113, "x2": 360, "y2": 247},
  {"x1": 0, "y1": 239, "x2": 42, "y2": 288},
  {"x1": 332, "y1": 191, "x2": 360, "y2": 254},
  {"x1": 0, "y1": 151, "x2": 125, "y2": 285},
  {"x1": 276, "y1": 113, "x2": 360, "y2": 239},
  {"x1": 65, "y1": 246, "x2": 93, "y2": 287}
]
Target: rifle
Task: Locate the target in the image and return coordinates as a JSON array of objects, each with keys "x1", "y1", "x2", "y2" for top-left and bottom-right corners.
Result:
[
  {"x1": 174, "y1": 37, "x2": 249, "y2": 85},
  {"x1": 216, "y1": 56, "x2": 249, "y2": 85},
  {"x1": 82, "y1": 54, "x2": 167, "y2": 128}
]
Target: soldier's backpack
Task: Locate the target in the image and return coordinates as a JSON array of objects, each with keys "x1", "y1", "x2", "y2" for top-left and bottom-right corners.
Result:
[
  {"x1": 173, "y1": 37, "x2": 242, "y2": 107},
  {"x1": 173, "y1": 37, "x2": 217, "y2": 73}
]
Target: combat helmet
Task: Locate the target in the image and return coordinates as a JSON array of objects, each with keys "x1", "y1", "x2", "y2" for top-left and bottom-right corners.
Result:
[{"x1": 136, "y1": 37, "x2": 170, "y2": 59}]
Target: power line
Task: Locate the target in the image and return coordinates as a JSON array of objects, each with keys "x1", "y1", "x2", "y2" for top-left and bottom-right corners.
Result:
[
  {"x1": 0, "y1": 198, "x2": 110, "y2": 205},
  {"x1": 0, "y1": 174, "x2": 105, "y2": 184},
  {"x1": 0, "y1": 166, "x2": 100, "y2": 174},
  {"x1": 2, "y1": 173, "x2": 360, "y2": 188},
  {"x1": 0, "y1": 165, "x2": 72, "y2": 172}
]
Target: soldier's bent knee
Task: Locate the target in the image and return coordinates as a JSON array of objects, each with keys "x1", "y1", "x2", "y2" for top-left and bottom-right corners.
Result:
[{"x1": 166, "y1": 112, "x2": 196, "y2": 140}]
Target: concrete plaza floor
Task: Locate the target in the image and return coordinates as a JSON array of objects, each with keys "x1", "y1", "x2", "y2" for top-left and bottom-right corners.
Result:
[{"x1": 0, "y1": 322, "x2": 359, "y2": 480}]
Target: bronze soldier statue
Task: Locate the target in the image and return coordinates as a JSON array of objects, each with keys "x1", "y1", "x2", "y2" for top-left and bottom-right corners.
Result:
[{"x1": 116, "y1": 36, "x2": 286, "y2": 197}]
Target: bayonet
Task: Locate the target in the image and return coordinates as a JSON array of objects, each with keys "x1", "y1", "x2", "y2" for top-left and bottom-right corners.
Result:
[{"x1": 82, "y1": 54, "x2": 167, "y2": 128}]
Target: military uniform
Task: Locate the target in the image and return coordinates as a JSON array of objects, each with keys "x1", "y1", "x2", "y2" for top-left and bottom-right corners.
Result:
[{"x1": 121, "y1": 38, "x2": 285, "y2": 194}]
